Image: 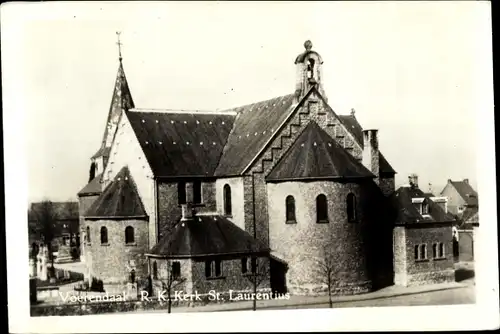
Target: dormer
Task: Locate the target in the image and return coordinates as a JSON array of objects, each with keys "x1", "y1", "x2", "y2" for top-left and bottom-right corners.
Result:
[
  {"x1": 412, "y1": 197, "x2": 430, "y2": 217},
  {"x1": 294, "y1": 40, "x2": 325, "y2": 100}
]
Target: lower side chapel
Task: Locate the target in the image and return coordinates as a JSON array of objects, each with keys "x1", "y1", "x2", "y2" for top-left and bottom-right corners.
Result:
[{"x1": 77, "y1": 40, "x2": 457, "y2": 297}]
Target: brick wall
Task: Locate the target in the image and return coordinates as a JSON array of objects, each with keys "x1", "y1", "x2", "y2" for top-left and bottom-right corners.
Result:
[
  {"x1": 150, "y1": 258, "x2": 193, "y2": 295},
  {"x1": 395, "y1": 225, "x2": 455, "y2": 286},
  {"x1": 458, "y1": 230, "x2": 474, "y2": 262},
  {"x1": 191, "y1": 256, "x2": 270, "y2": 294},
  {"x1": 157, "y1": 180, "x2": 218, "y2": 240},
  {"x1": 379, "y1": 177, "x2": 395, "y2": 197},
  {"x1": 267, "y1": 181, "x2": 372, "y2": 295},
  {"x1": 84, "y1": 218, "x2": 149, "y2": 284},
  {"x1": 78, "y1": 195, "x2": 99, "y2": 261}
]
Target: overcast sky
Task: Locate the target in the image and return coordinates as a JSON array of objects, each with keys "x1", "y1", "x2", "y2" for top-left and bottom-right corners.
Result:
[{"x1": 1, "y1": 1, "x2": 492, "y2": 203}]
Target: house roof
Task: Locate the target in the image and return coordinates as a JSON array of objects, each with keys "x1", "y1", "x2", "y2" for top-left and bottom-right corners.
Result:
[
  {"x1": 448, "y1": 180, "x2": 478, "y2": 206},
  {"x1": 84, "y1": 166, "x2": 147, "y2": 219},
  {"x1": 214, "y1": 94, "x2": 296, "y2": 176},
  {"x1": 147, "y1": 214, "x2": 270, "y2": 258},
  {"x1": 267, "y1": 121, "x2": 375, "y2": 182},
  {"x1": 28, "y1": 201, "x2": 79, "y2": 222},
  {"x1": 390, "y1": 186, "x2": 457, "y2": 225},
  {"x1": 77, "y1": 173, "x2": 103, "y2": 197},
  {"x1": 459, "y1": 207, "x2": 479, "y2": 229},
  {"x1": 126, "y1": 111, "x2": 235, "y2": 177}
]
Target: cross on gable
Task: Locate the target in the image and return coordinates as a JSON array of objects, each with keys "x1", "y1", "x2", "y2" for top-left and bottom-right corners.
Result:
[{"x1": 116, "y1": 31, "x2": 123, "y2": 61}]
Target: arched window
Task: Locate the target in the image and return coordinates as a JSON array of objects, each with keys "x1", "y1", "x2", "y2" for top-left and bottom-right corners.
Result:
[
  {"x1": 152, "y1": 261, "x2": 158, "y2": 279},
  {"x1": 346, "y1": 193, "x2": 357, "y2": 223},
  {"x1": 100, "y1": 226, "x2": 108, "y2": 244},
  {"x1": 420, "y1": 244, "x2": 427, "y2": 260},
  {"x1": 223, "y1": 184, "x2": 232, "y2": 216},
  {"x1": 125, "y1": 226, "x2": 135, "y2": 244},
  {"x1": 316, "y1": 194, "x2": 328, "y2": 223},
  {"x1": 432, "y1": 243, "x2": 438, "y2": 259},
  {"x1": 307, "y1": 58, "x2": 315, "y2": 79},
  {"x1": 89, "y1": 162, "x2": 96, "y2": 182},
  {"x1": 286, "y1": 196, "x2": 296, "y2": 223},
  {"x1": 86, "y1": 226, "x2": 91, "y2": 243},
  {"x1": 438, "y1": 243, "x2": 445, "y2": 258}
]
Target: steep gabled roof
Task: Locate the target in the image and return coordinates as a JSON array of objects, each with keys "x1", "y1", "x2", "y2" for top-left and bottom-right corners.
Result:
[
  {"x1": 126, "y1": 111, "x2": 235, "y2": 177},
  {"x1": 147, "y1": 214, "x2": 269, "y2": 258},
  {"x1": 267, "y1": 121, "x2": 374, "y2": 182},
  {"x1": 78, "y1": 173, "x2": 103, "y2": 197},
  {"x1": 214, "y1": 94, "x2": 296, "y2": 176},
  {"x1": 448, "y1": 180, "x2": 478, "y2": 206},
  {"x1": 390, "y1": 186, "x2": 457, "y2": 225},
  {"x1": 84, "y1": 166, "x2": 147, "y2": 219},
  {"x1": 337, "y1": 114, "x2": 396, "y2": 175}
]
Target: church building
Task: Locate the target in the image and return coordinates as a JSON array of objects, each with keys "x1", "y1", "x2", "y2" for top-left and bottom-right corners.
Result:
[{"x1": 78, "y1": 39, "x2": 443, "y2": 297}]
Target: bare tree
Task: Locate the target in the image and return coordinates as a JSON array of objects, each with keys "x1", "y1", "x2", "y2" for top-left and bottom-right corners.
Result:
[
  {"x1": 158, "y1": 258, "x2": 186, "y2": 314},
  {"x1": 31, "y1": 200, "x2": 59, "y2": 277},
  {"x1": 244, "y1": 256, "x2": 271, "y2": 311},
  {"x1": 315, "y1": 246, "x2": 335, "y2": 308}
]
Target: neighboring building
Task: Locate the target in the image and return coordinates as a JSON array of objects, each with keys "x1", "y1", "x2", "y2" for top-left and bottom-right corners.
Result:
[
  {"x1": 78, "y1": 40, "x2": 399, "y2": 296},
  {"x1": 440, "y1": 178, "x2": 479, "y2": 262},
  {"x1": 390, "y1": 175, "x2": 457, "y2": 287},
  {"x1": 28, "y1": 201, "x2": 79, "y2": 250},
  {"x1": 440, "y1": 178, "x2": 478, "y2": 217}
]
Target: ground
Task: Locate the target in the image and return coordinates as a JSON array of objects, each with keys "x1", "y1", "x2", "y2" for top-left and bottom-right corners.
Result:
[{"x1": 35, "y1": 261, "x2": 475, "y2": 313}]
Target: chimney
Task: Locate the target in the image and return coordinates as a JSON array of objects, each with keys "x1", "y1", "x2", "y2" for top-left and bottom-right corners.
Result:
[
  {"x1": 463, "y1": 178, "x2": 469, "y2": 184},
  {"x1": 181, "y1": 182, "x2": 195, "y2": 221},
  {"x1": 408, "y1": 174, "x2": 419, "y2": 188},
  {"x1": 362, "y1": 129, "x2": 379, "y2": 182}
]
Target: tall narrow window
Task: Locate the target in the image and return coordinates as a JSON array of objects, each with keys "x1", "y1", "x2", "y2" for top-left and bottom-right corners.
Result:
[
  {"x1": 414, "y1": 245, "x2": 419, "y2": 260},
  {"x1": 152, "y1": 261, "x2": 158, "y2": 279},
  {"x1": 193, "y1": 181, "x2": 202, "y2": 204},
  {"x1": 432, "y1": 243, "x2": 438, "y2": 259},
  {"x1": 215, "y1": 260, "x2": 222, "y2": 277},
  {"x1": 86, "y1": 226, "x2": 91, "y2": 243},
  {"x1": 100, "y1": 226, "x2": 108, "y2": 244},
  {"x1": 286, "y1": 195, "x2": 296, "y2": 223},
  {"x1": 205, "y1": 260, "x2": 223, "y2": 278},
  {"x1": 171, "y1": 261, "x2": 181, "y2": 280},
  {"x1": 125, "y1": 226, "x2": 135, "y2": 244},
  {"x1": 420, "y1": 244, "x2": 427, "y2": 260},
  {"x1": 438, "y1": 243, "x2": 445, "y2": 258},
  {"x1": 307, "y1": 58, "x2": 315, "y2": 79},
  {"x1": 422, "y1": 202, "x2": 429, "y2": 214},
  {"x1": 346, "y1": 193, "x2": 357, "y2": 223},
  {"x1": 316, "y1": 194, "x2": 328, "y2": 223},
  {"x1": 223, "y1": 184, "x2": 232, "y2": 216},
  {"x1": 251, "y1": 257, "x2": 258, "y2": 274},
  {"x1": 178, "y1": 182, "x2": 186, "y2": 205},
  {"x1": 241, "y1": 258, "x2": 248, "y2": 274}
]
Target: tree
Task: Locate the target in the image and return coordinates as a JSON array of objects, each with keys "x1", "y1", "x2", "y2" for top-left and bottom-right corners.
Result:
[
  {"x1": 32, "y1": 200, "x2": 59, "y2": 277},
  {"x1": 315, "y1": 246, "x2": 336, "y2": 308},
  {"x1": 158, "y1": 258, "x2": 186, "y2": 314},
  {"x1": 244, "y1": 256, "x2": 271, "y2": 311}
]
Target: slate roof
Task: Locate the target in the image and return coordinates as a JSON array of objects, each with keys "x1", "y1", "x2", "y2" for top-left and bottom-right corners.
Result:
[
  {"x1": 449, "y1": 180, "x2": 478, "y2": 206},
  {"x1": 78, "y1": 173, "x2": 103, "y2": 197},
  {"x1": 389, "y1": 186, "x2": 457, "y2": 225},
  {"x1": 126, "y1": 111, "x2": 235, "y2": 177},
  {"x1": 147, "y1": 214, "x2": 270, "y2": 258},
  {"x1": 458, "y1": 207, "x2": 479, "y2": 229},
  {"x1": 337, "y1": 114, "x2": 396, "y2": 175},
  {"x1": 84, "y1": 166, "x2": 147, "y2": 219},
  {"x1": 214, "y1": 94, "x2": 296, "y2": 176},
  {"x1": 267, "y1": 121, "x2": 375, "y2": 182}
]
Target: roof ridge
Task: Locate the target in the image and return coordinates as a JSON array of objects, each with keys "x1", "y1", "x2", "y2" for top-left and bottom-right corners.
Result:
[{"x1": 218, "y1": 93, "x2": 295, "y2": 113}]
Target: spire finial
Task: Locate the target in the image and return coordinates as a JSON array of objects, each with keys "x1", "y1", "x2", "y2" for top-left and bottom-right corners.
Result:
[
  {"x1": 116, "y1": 31, "x2": 123, "y2": 62},
  {"x1": 304, "y1": 40, "x2": 313, "y2": 51},
  {"x1": 350, "y1": 108, "x2": 356, "y2": 116}
]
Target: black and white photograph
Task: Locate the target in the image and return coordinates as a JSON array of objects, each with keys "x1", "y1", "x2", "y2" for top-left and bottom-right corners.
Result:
[{"x1": 2, "y1": 1, "x2": 498, "y2": 332}]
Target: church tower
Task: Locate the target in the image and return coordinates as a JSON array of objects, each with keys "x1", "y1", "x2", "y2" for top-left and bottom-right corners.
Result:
[
  {"x1": 294, "y1": 40, "x2": 325, "y2": 101},
  {"x1": 88, "y1": 32, "x2": 135, "y2": 183}
]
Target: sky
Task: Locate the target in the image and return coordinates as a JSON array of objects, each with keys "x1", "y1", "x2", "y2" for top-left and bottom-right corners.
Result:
[{"x1": 1, "y1": 1, "x2": 493, "y2": 203}]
